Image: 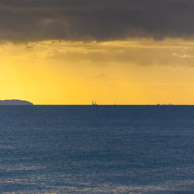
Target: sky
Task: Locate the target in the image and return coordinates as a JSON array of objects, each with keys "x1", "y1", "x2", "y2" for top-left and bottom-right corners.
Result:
[{"x1": 1, "y1": 0, "x2": 194, "y2": 104}]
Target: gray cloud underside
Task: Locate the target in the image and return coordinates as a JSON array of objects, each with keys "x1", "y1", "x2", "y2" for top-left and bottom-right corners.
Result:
[{"x1": 1, "y1": 0, "x2": 194, "y2": 42}]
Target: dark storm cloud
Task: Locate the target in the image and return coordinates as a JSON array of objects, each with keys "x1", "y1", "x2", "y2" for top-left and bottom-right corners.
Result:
[{"x1": 1, "y1": 0, "x2": 194, "y2": 42}]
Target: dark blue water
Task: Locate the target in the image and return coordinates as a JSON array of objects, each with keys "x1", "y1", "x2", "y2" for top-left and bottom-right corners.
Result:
[{"x1": 0, "y1": 105, "x2": 194, "y2": 193}]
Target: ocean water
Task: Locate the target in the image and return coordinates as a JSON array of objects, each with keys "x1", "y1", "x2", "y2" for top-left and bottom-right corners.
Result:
[{"x1": 0, "y1": 105, "x2": 194, "y2": 193}]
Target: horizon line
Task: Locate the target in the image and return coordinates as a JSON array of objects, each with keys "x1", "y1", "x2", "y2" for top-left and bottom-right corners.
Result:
[{"x1": 32, "y1": 104, "x2": 194, "y2": 106}]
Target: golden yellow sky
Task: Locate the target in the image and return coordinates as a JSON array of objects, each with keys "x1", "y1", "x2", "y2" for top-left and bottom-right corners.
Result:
[{"x1": 1, "y1": 38, "x2": 194, "y2": 105}]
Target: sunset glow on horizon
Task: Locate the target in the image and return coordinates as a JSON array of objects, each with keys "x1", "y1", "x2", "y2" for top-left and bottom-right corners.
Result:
[{"x1": 1, "y1": 39, "x2": 194, "y2": 105}]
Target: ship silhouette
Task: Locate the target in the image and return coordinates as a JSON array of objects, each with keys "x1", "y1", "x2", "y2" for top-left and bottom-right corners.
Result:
[{"x1": 92, "y1": 100, "x2": 97, "y2": 105}]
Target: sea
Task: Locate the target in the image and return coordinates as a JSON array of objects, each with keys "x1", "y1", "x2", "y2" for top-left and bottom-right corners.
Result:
[{"x1": 0, "y1": 105, "x2": 194, "y2": 193}]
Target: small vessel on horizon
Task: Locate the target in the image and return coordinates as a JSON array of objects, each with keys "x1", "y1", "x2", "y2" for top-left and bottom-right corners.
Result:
[{"x1": 92, "y1": 100, "x2": 97, "y2": 105}]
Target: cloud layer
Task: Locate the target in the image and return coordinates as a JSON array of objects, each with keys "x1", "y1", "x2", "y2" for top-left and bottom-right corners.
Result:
[{"x1": 1, "y1": 0, "x2": 194, "y2": 42}]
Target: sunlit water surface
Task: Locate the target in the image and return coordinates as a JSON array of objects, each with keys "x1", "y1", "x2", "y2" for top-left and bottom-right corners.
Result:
[{"x1": 0, "y1": 105, "x2": 194, "y2": 193}]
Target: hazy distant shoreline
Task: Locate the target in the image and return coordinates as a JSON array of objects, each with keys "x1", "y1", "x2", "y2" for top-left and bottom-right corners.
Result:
[{"x1": 0, "y1": 100, "x2": 33, "y2": 105}]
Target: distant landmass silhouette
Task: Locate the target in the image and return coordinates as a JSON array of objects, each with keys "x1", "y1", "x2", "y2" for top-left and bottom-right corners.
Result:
[{"x1": 0, "y1": 100, "x2": 33, "y2": 105}]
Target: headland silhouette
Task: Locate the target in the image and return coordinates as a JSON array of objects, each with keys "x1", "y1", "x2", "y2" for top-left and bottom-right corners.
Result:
[{"x1": 0, "y1": 99, "x2": 33, "y2": 105}]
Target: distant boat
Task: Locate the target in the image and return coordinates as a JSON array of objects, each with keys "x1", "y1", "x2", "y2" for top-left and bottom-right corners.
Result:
[
  {"x1": 92, "y1": 100, "x2": 97, "y2": 105},
  {"x1": 157, "y1": 103, "x2": 173, "y2": 106}
]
